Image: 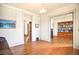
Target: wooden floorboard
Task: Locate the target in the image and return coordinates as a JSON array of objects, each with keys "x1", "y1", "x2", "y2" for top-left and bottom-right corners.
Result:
[
  {"x1": 1, "y1": 36, "x2": 79, "y2": 55},
  {"x1": 10, "y1": 40, "x2": 79, "y2": 55}
]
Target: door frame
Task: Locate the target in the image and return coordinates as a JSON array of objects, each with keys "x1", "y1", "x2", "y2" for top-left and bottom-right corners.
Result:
[{"x1": 24, "y1": 21, "x2": 32, "y2": 43}]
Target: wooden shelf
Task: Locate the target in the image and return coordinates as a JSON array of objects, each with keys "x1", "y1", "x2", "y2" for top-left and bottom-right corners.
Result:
[
  {"x1": 58, "y1": 21, "x2": 73, "y2": 39},
  {"x1": 58, "y1": 21, "x2": 73, "y2": 32},
  {"x1": 58, "y1": 32, "x2": 73, "y2": 39}
]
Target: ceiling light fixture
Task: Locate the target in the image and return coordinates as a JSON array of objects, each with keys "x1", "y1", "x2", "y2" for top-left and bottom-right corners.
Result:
[{"x1": 40, "y1": 3, "x2": 46, "y2": 14}]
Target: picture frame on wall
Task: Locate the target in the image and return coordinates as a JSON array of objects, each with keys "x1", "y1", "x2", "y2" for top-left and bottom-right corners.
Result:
[
  {"x1": 0, "y1": 19, "x2": 16, "y2": 29},
  {"x1": 35, "y1": 24, "x2": 39, "y2": 28}
]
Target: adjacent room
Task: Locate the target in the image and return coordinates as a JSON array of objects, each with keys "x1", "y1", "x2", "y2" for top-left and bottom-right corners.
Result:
[
  {"x1": 0, "y1": 3, "x2": 79, "y2": 55},
  {"x1": 50, "y1": 13, "x2": 73, "y2": 47}
]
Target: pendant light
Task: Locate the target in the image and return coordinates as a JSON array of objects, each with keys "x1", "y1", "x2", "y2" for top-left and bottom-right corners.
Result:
[{"x1": 40, "y1": 3, "x2": 46, "y2": 14}]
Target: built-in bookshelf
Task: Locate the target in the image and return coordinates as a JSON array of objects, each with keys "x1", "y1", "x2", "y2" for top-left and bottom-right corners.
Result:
[
  {"x1": 58, "y1": 21, "x2": 73, "y2": 32},
  {"x1": 58, "y1": 21, "x2": 73, "y2": 39}
]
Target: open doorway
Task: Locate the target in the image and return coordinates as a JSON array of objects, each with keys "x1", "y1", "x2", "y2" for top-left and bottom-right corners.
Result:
[
  {"x1": 24, "y1": 21, "x2": 32, "y2": 44},
  {"x1": 50, "y1": 12, "x2": 73, "y2": 47}
]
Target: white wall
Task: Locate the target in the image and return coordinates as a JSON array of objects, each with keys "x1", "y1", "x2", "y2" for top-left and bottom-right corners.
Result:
[
  {"x1": 32, "y1": 15, "x2": 40, "y2": 41},
  {"x1": 0, "y1": 5, "x2": 24, "y2": 47},
  {"x1": 40, "y1": 14, "x2": 50, "y2": 42},
  {"x1": 73, "y1": 6, "x2": 79, "y2": 49},
  {"x1": 52, "y1": 13, "x2": 72, "y2": 36},
  {"x1": 51, "y1": 18, "x2": 54, "y2": 29}
]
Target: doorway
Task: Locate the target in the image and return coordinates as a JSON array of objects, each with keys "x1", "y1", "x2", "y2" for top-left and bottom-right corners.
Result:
[
  {"x1": 24, "y1": 21, "x2": 32, "y2": 44},
  {"x1": 50, "y1": 12, "x2": 73, "y2": 47}
]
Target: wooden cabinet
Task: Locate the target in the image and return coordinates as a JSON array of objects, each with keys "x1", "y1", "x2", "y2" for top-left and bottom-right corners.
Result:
[
  {"x1": 58, "y1": 21, "x2": 73, "y2": 39},
  {"x1": 58, "y1": 32, "x2": 73, "y2": 39}
]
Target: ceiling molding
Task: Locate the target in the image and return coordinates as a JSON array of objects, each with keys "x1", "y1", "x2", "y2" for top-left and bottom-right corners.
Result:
[
  {"x1": 0, "y1": 4, "x2": 37, "y2": 16},
  {"x1": 47, "y1": 4, "x2": 77, "y2": 17}
]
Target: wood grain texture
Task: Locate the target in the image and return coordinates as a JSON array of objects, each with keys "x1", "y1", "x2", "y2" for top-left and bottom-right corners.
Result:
[{"x1": 10, "y1": 40, "x2": 79, "y2": 55}]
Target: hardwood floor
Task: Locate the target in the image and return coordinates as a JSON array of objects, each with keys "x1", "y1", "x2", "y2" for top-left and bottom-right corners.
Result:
[
  {"x1": 0, "y1": 36, "x2": 79, "y2": 55},
  {"x1": 51, "y1": 37, "x2": 73, "y2": 47},
  {"x1": 10, "y1": 40, "x2": 79, "y2": 55}
]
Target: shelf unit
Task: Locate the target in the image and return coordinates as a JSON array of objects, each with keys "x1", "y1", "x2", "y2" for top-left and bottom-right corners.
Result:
[{"x1": 58, "y1": 21, "x2": 73, "y2": 39}]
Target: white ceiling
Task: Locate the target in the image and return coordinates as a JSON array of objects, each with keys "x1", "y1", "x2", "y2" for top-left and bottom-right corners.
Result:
[{"x1": 6, "y1": 3, "x2": 76, "y2": 14}]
